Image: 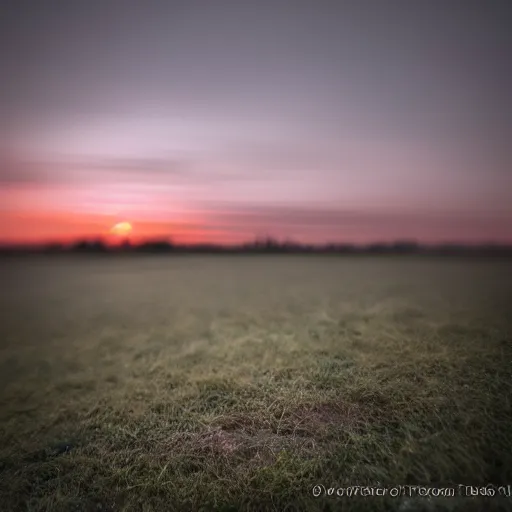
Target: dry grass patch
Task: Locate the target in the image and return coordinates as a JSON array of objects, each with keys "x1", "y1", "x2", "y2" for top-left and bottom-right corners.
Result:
[{"x1": 0, "y1": 256, "x2": 511, "y2": 511}]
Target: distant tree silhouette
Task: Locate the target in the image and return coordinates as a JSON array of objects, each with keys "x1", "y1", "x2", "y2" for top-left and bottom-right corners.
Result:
[
  {"x1": 119, "y1": 239, "x2": 132, "y2": 251},
  {"x1": 391, "y1": 240, "x2": 419, "y2": 253},
  {"x1": 1, "y1": 236, "x2": 511, "y2": 257},
  {"x1": 135, "y1": 239, "x2": 174, "y2": 253},
  {"x1": 364, "y1": 243, "x2": 388, "y2": 254},
  {"x1": 71, "y1": 239, "x2": 107, "y2": 253},
  {"x1": 43, "y1": 243, "x2": 64, "y2": 254}
]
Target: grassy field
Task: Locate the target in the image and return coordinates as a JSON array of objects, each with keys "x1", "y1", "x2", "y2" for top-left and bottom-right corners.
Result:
[{"x1": 0, "y1": 255, "x2": 511, "y2": 512}]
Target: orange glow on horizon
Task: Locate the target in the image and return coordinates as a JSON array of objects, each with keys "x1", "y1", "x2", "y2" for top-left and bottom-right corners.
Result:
[
  {"x1": 0, "y1": 208, "x2": 247, "y2": 247},
  {"x1": 2, "y1": 204, "x2": 509, "y2": 247}
]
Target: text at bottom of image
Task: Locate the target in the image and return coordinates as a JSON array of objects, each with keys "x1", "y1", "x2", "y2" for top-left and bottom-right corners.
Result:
[{"x1": 312, "y1": 484, "x2": 512, "y2": 498}]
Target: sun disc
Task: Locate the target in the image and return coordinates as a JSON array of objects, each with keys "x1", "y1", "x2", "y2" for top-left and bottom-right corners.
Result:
[{"x1": 110, "y1": 221, "x2": 132, "y2": 236}]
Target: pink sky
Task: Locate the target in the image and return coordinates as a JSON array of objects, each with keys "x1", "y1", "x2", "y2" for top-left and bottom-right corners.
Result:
[{"x1": 1, "y1": 1, "x2": 510, "y2": 245}]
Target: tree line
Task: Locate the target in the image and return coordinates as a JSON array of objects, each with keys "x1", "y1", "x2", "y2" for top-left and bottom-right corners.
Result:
[{"x1": 1, "y1": 236, "x2": 511, "y2": 256}]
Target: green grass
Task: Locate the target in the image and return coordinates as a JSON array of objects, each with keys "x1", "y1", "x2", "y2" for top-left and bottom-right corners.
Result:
[{"x1": 0, "y1": 256, "x2": 511, "y2": 511}]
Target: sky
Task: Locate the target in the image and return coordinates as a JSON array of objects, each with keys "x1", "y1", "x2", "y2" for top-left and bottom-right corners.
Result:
[{"x1": 1, "y1": 0, "x2": 511, "y2": 245}]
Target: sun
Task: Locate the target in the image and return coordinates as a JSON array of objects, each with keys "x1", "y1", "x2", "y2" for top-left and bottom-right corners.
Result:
[{"x1": 110, "y1": 221, "x2": 133, "y2": 237}]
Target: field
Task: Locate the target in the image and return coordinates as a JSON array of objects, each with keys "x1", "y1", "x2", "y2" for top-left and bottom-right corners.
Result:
[{"x1": 0, "y1": 256, "x2": 511, "y2": 512}]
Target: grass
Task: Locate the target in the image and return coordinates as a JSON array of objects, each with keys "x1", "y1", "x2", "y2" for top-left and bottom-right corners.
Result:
[{"x1": 0, "y1": 255, "x2": 511, "y2": 512}]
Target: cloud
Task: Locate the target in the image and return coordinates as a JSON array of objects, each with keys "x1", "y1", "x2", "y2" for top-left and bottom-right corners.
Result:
[
  {"x1": 0, "y1": 152, "x2": 277, "y2": 188},
  {"x1": 0, "y1": 153, "x2": 191, "y2": 186},
  {"x1": 193, "y1": 203, "x2": 512, "y2": 242},
  {"x1": 0, "y1": 149, "x2": 301, "y2": 188}
]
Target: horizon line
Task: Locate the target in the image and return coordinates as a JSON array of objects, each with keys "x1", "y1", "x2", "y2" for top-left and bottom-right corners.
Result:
[{"x1": 1, "y1": 237, "x2": 512, "y2": 250}]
